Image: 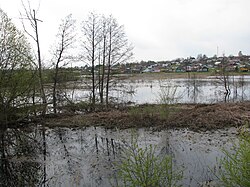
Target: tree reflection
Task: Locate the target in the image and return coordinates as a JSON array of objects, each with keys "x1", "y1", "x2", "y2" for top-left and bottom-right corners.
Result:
[
  {"x1": 238, "y1": 75, "x2": 246, "y2": 101},
  {"x1": 0, "y1": 127, "x2": 44, "y2": 187},
  {"x1": 186, "y1": 73, "x2": 203, "y2": 103}
]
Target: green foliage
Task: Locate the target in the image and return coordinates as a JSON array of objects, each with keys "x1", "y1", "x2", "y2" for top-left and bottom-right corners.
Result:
[
  {"x1": 128, "y1": 105, "x2": 156, "y2": 122},
  {"x1": 43, "y1": 68, "x2": 80, "y2": 84},
  {"x1": 128, "y1": 104, "x2": 177, "y2": 122},
  {"x1": 0, "y1": 8, "x2": 36, "y2": 124},
  {"x1": 117, "y1": 136, "x2": 183, "y2": 187},
  {"x1": 128, "y1": 105, "x2": 159, "y2": 119},
  {"x1": 219, "y1": 129, "x2": 250, "y2": 187},
  {"x1": 61, "y1": 101, "x2": 92, "y2": 113}
]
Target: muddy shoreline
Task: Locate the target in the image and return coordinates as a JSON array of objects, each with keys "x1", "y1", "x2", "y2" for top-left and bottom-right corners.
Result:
[{"x1": 44, "y1": 102, "x2": 250, "y2": 131}]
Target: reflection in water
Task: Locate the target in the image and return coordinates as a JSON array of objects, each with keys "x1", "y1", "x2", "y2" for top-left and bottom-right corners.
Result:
[
  {"x1": 42, "y1": 126, "x2": 47, "y2": 187},
  {"x1": 186, "y1": 73, "x2": 203, "y2": 103},
  {"x1": 0, "y1": 127, "x2": 44, "y2": 187},
  {"x1": 0, "y1": 126, "x2": 238, "y2": 186},
  {"x1": 236, "y1": 75, "x2": 247, "y2": 101}
]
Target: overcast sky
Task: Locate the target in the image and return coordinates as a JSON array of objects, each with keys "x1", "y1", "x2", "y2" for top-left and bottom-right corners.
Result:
[{"x1": 1, "y1": 0, "x2": 250, "y2": 63}]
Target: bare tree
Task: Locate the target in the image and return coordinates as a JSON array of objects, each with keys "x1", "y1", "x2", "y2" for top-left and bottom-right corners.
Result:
[
  {"x1": 81, "y1": 13, "x2": 133, "y2": 107},
  {"x1": 216, "y1": 57, "x2": 231, "y2": 102},
  {"x1": 20, "y1": 1, "x2": 47, "y2": 114},
  {"x1": 50, "y1": 14, "x2": 76, "y2": 114},
  {"x1": 99, "y1": 16, "x2": 108, "y2": 104},
  {"x1": 105, "y1": 16, "x2": 133, "y2": 105},
  {"x1": 81, "y1": 12, "x2": 102, "y2": 106}
]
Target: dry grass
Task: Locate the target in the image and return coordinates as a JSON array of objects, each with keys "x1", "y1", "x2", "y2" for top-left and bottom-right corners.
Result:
[{"x1": 44, "y1": 102, "x2": 250, "y2": 131}]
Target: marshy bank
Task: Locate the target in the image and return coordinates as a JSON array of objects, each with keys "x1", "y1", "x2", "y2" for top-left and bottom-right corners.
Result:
[{"x1": 44, "y1": 102, "x2": 250, "y2": 131}]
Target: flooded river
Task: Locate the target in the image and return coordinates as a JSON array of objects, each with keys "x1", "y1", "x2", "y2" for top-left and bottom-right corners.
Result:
[
  {"x1": 0, "y1": 126, "x2": 239, "y2": 187},
  {"x1": 71, "y1": 75, "x2": 250, "y2": 104}
]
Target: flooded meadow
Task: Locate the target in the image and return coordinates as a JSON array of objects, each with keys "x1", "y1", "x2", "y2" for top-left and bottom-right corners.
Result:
[{"x1": 1, "y1": 74, "x2": 249, "y2": 187}]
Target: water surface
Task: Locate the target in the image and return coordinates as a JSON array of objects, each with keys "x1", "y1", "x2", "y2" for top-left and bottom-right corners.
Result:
[
  {"x1": 69, "y1": 75, "x2": 250, "y2": 104},
  {"x1": 0, "y1": 126, "x2": 238, "y2": 186}
]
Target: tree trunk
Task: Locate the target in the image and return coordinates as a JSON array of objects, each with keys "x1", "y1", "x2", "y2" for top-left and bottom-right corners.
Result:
[
  {"x1": 52, "y1": 47, "x2": 64, "y2": 114},
  {"x1": 52, "y1": 67, "x2": 59, "y2": 114},
  {"x1": 91, "y1": 60, "x2": 95, "y2": 106},
  {"x1": 33, "y1": 10, "x2": 47, "y2": 115},
  {"x1": 100, "y1": 34, "x2": 106, "y2": 104},
  {"x1": 106, "y1": 29, "x2": 112, "y2": 105}
]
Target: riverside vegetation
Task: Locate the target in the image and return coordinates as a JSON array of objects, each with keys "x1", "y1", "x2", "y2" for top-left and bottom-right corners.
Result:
[
  {"x1": 114, "y1": 128, "x2": 250, "y2": 187},
  {"x1": 116, "y1": 134, "x2": 183, "y2": 187},
  {"x1": 219, "y1": 129, "x2": 250, "y2": 187}
]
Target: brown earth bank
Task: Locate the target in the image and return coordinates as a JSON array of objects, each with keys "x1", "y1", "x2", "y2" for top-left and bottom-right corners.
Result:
[{"x1": 44, "y1": 102, "x2": 250, "y2": 131}]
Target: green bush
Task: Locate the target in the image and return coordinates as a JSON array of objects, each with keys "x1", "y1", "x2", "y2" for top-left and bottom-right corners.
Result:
[
  {"x1": 219, "y1": 130, "x2": 250, "y2": 187},
  {"x1": 117, "y1": 136, "x2": 183, "y2": 187}
]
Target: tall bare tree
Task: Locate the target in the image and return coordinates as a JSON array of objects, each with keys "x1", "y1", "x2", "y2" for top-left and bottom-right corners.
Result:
[
  {"x1": 50, "y1": 14, "x2": 76, "y2": 113},
  {"x1": 81, "y1": 12, "x2": 102, "y2": 106},
  {"x1": 99, "y1": 16, "x2": 108, "y2": 104},
  {"x1": 105, "y1": 16, "x2": 133, "y2": 105},
  {"x1": 81, "y1": 13, "x2": 133, "y2": 106},
  {"x1": 21, "y1": 1, "x2": 47, "y2": 114}
]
